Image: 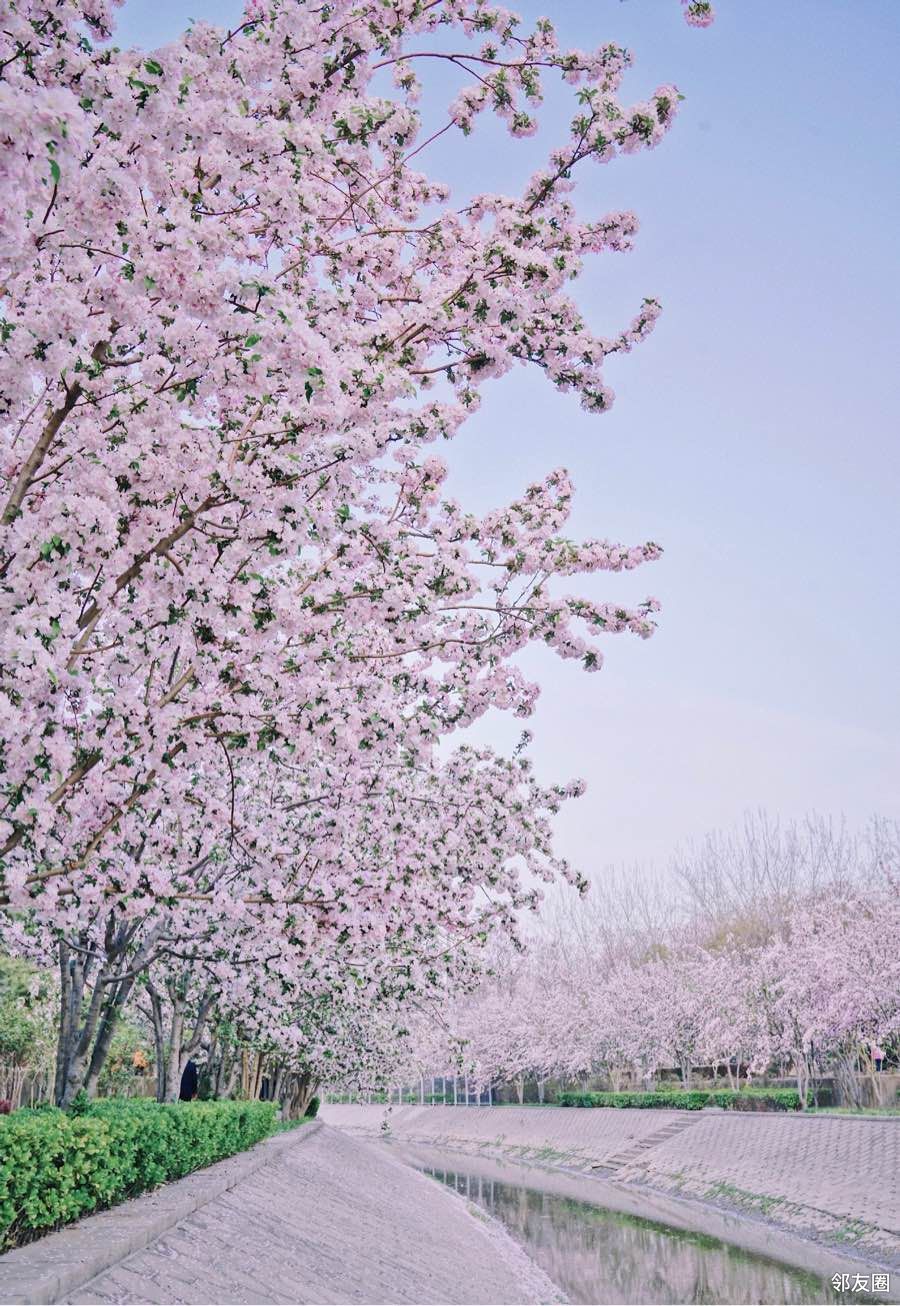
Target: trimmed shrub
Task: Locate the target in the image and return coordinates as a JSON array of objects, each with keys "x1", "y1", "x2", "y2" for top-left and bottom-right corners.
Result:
[
  {"x1": 556, "y1": 1087, "x2": 801, "y2": 1111},
  {"x1": 720, "y1": 1087, "x2": 802, "y2": 1112},
  {"x1": 557, "y1": 1090, "x2": 709, "y2": 1110},
  {"x1": 304, "y1": 1095, "x2": 320, "y2": 1119},
  {"x1": 0, "y1": 1098, "x2": 276, "y2": 1250}
]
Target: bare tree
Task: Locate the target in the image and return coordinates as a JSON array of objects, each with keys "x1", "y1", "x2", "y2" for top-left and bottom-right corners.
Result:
[{"x1": 671, "y1": 810, "x2": 872, "y2": 945}]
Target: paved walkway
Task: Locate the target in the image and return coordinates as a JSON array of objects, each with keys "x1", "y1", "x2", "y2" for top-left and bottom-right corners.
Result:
[
  {"x1": 325, "y1": 1104, "x2": 900, "y2": 1269},
  {"x1": 59, "y1": 1125, "x2": 560, "y2": 1305}
]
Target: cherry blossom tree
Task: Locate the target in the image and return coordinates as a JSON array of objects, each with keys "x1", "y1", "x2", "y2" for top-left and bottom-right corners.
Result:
[
  {"x1": 415, "y1": 828, "x2": 900, "y2": 1103},
  {"x1": 757, "y1": 884, "x2": 900, "y2": 1107},
  {"x1": 34, "y1": 732, "x2": 593, "y2": 1103},
  {"x1": 1, "y1": 0, "x2": 716, "y2": 1095},
  {"x1": 693, "y1": 946, "x2": 771, "y2": 1088}
]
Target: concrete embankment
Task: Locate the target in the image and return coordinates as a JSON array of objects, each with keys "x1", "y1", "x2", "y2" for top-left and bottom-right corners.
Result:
[
  {"x1": 325, "y1": 1103, "x2": 900, "y2": 1278},
  {"x1": 0, "y1": 1122, "x2": 561, "y2": 1305}
]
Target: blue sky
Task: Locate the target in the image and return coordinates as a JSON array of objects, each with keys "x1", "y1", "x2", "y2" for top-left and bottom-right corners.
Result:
[{"x1": 115, "y1": 0, "x2": 900, "y2": 874}]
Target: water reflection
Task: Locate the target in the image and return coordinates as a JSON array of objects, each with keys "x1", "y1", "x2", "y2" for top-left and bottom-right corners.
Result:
[{"x1": 419, "y1": 1161, "x2": 873, "y2": 1305}]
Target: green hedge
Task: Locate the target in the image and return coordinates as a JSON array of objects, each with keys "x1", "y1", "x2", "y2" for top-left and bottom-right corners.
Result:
[
  {"x1": 0, "y1": 1098, "x2": 276, "y2": 1250},
  {"x1": 556, "y1": 1087, "x2": 801, "y2": 1111}
]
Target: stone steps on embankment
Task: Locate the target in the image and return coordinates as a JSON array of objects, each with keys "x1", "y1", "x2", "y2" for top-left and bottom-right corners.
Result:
[
  {"x1": 591, "y1": 1110, "x2": 702, "y2": 1171},
  {"x1": 324, "y1": 1103, "x2": 900, "y2": 1271}
]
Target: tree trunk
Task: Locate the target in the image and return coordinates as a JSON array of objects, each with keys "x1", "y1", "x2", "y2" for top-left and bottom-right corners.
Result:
[
  {"x1": 271, "y1": 1062, "x2": 285, "y2": 1105},
  {"x1": 795, "y1": 1056, "x2": 810, "y2": 1110},
  {"x1": 162, "y1": 986, "x2": 186, "y2": 1103},
  {"x1": 54, "y1": 918, "x2": 165, "y2": 1107},
  {"x1": 222, "y1": 1053, "x2": 240, "y2": 1100},
  {"x1": 281, "y1": 1070, "x2": 316, "y2": 1120},
  {"x1": 147, "y1": 987, "x2": 166, "y2": 1101},
  {"x1": 54, "y1": 940, "x2": 78, "y2": 1106},
  {"x1": 211, "y1": 1032, "x2": 232, "y2": 1099},
  {"x1": 57, "y1": 950, "x2": 109, "y2": 1107},
  {"x1": 83, "y1": 968, "x2": 141, "y2": 1099},
  {"x1": 834, "y1": 1052, "x2": 864, "y2": 1109},
  {"x1": 298, "y1": 1076, "x2": 317, "y2": 1116},
  {"x1": 251, "y1": 1053, "x2": 265, "y2": 1101},
  {"x1": 143, "y1": 978, "x2": 213, "y2": 1102}
]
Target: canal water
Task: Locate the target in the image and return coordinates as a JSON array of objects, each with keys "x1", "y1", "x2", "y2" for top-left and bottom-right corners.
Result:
[{"x1": 409, "y1": 1152, "x2": 876, "y2": 1305}]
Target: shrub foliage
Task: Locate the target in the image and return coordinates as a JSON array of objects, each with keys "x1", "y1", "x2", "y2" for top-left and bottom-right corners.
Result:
[
  {"x1": 556, "y1": 1087, "x2": 801, "y2": 1111},
  {"x1": 0, "y1": 1099, "x2": 276, "y2": 1249}
]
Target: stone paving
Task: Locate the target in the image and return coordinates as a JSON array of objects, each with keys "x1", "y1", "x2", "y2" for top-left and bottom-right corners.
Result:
[
  {"x1": 325, "y1": 1104, "x2": 900, "y2": 1268},
  {"x1": 60, "y1": 1124, "x2": 561, "y2": 1306},
  {"x1": 325, "y1": 1103, "x2": 672, "y2": 1167},
  {"x1": 619, "y1": 1112, "x2": 897, "y2": 1232}
]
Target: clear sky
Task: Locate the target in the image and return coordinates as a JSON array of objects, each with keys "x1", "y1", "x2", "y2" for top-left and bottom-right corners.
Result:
[{"x1": 114, "y1": 0, "x2": 900, "y2": 877}]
